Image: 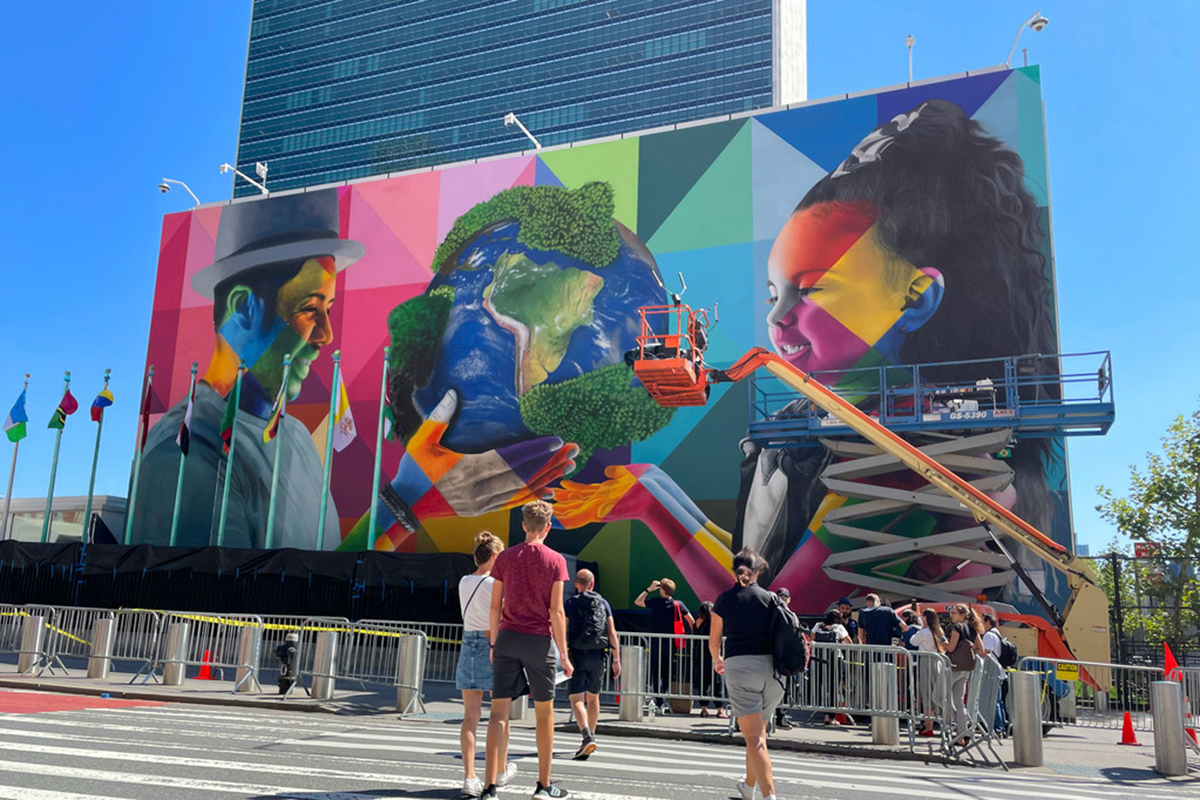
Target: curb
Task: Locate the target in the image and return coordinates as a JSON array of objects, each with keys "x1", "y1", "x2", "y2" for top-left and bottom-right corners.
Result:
[{"x1": 0, "y1": 678, "x2": 366, "y2": 715}]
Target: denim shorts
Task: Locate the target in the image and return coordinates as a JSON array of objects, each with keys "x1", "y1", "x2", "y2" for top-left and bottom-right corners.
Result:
[{"x1": 455, "y1": 630, "x2": 493, "y2": 692}]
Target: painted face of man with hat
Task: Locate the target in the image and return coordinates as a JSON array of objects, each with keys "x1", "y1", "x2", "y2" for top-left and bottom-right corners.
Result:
[{"x1": 193, "y1": 190, "x2": 363, "y2": 413}]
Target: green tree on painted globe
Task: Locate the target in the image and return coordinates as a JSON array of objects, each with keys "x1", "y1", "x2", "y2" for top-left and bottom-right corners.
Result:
[{"x1": 387, "y1": 182, "x2": 674, "y2": 471}]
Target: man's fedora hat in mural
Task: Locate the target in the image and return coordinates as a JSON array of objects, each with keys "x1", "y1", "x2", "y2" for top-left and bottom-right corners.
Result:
[{"x1": 191, "y1": 188, "x2": 364, "y2": 298}]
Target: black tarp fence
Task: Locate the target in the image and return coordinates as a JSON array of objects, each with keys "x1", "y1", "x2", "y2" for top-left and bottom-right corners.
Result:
[{"x1": 0, "y1": 540, "x2": 481, "y2": 622}]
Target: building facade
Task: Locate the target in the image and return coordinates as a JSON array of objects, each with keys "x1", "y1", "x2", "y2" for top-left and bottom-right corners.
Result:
[{"x1": 235, "y1": 0, "x2": 806, "y2": 194}]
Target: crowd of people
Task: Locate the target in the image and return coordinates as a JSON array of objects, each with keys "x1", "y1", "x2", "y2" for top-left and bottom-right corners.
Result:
[{"x1": 450, "y1": 502, "x2": 1009, "y2": 799}]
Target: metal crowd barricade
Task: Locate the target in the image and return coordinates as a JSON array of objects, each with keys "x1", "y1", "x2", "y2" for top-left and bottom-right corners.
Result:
[
  {"x1": 906, "y1": 648, "x2": 953, "y2": 750},
  {"x1": 38, "y1": 606, "x2": 117, "y2": 676},
  {"x1": 161, "y1": 611, "x2": 264, "y2": 692},
  {"x1": 395, "y1": 621, "x2": 462, "y2": 685},
  {"x1": 114, "y1": 609, "x2": 166, "y2": 682},
  {"x1": 954, "y1": 655, "x2": 1007, "y2": 768},
  {"x1": 0, "y1": 604, "x2": 57, "y2": 674},
  {"x1": 348, "y1": 619, "x2": 429, "y2": 715},
  {"x1": 1018, "y1": 656, "x2": 1162, "y2": 732},
  {"x1": 283, "y1": 616, "x2": 355, "y2": 699},
  {"x1": 794, "y1": 643, "x2": 914, "y2": 720},
  {"x1": 614, "y1": 632, "x2": 724, "y2": 714}
]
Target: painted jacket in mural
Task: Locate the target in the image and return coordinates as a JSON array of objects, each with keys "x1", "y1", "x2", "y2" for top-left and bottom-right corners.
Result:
[{"x1": 129, "y1": 383, "x2": 338, "y2": 550}]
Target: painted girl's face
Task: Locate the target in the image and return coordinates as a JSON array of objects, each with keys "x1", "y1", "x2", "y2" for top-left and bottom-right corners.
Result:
[{"x1": 766, "y1": 201, "x2": 941, "y2": 375}]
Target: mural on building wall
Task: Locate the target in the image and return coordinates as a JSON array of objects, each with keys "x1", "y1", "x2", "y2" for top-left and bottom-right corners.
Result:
[{"x1": 137, "y1": 67, "x2": 1069, "y2": 614}]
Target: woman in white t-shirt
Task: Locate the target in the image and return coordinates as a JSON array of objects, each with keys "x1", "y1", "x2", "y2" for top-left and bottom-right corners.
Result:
[
  {"x1": 908, "y1": 608, "x2": 947, "y2": 737},
  {"x1": 456, "y1": 532, "x2": 516, "y2": 797},
  {"x1": 811, "y1": 611, "x2": 851, "y2": 725}
]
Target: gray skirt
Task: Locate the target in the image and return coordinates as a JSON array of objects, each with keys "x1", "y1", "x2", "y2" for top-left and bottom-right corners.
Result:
[{"x1": 724, "y1": 654, "x2": 786, "y2": 720}]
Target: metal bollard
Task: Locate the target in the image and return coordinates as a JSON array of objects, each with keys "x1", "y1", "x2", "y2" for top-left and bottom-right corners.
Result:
[
  {"x1": 395, "y1": 633, "x2": 425, "y2": 715},
  {"x1": 311, "y1": 631, "x2": 338, "y2": 701},
  {"x1": 17, "y1": 615, "x2": 45, "y2": 674},
  {"x1": 1151, "y1": 681, "x2": 1187, "y2": 776},
  {"x1": 234, "y1": 625, "x2": 262, "y2": 693},
  {"x1": 870, "y1": 661, "x2": 899, "y2": 746},
  {"x1": 162, "y1": 623, "x2": 190, "y2": 686},
  {"x1": 87, "y1": 617, "x2": 116, "y2": 679},
  {"x1": 1011, "y1": 671, "x2": 1043, "y2": 767},
  {"x1": 509, "y1": 695, "x2": 530, "y2": 721},
  {"x1": 618, "y1": 644, "x2": 645, "y2": 722}
]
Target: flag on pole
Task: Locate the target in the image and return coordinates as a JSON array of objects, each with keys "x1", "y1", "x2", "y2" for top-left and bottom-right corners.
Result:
[
  {"x1": 47, "y1": 390, "x2": 79, "y2": 430},
  {"x1": 90, "y1": 387, "x2": 114, "y2": 422},
  {"x1": 332, "y1": 378, "x2": 356, "y2": 452},
  {"x1": 4, "y1": 389, "x2": 27, "y2": 443},
  {"x1": 176, "y1": 382, "x2": 196, "y2": 455},
  {"x1": 262, "y1": 383, "x2": 285, "y2": 444},
  {"x1": 138, "y1": 376, "x2": 153, "y2": 451},
  {"x1": 219, "y1": 389, "x2": 237, "y2": 454}
]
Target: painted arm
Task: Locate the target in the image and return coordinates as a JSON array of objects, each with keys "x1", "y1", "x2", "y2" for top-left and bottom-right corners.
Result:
[
  {"x1": 554, "y1": 464, "x2": 733, "y2": 600},
  {"x1": 339, "y1": 389, "x2": 578, "y2": 551}
]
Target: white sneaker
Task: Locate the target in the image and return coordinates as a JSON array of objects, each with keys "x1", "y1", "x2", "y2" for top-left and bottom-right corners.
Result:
[
  {"x1": 737, "y1": 776, "x2": 757, "y2": 800},
  {"x1": 497, "y1": 762, "x2": 518, "y2": 787},
  {"x1": 461, "y1": 777, "x2": 483, "y2": 798}
]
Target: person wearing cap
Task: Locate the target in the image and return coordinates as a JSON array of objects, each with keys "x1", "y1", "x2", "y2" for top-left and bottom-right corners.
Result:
[{"x1": 129, "y1": 189, "x2": 363, "y2": 550}]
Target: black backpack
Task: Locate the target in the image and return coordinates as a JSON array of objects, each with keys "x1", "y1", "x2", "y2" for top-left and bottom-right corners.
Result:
[
  {"x1": 998, "y1": 636, "x2": 1019, "y2": 669},
  {"x1": 568, "y1": 591, "x2": 608, "y2": 651},
  {"x1": 769, "y1": 595, "x2": 811, "y2": 677},
  {"x1": 813, "y1": 626, "x2": 840, "y2": 644}
]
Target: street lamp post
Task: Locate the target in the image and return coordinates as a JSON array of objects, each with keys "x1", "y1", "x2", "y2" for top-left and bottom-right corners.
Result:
[
  {"x1": 503, "y1": 113, "x2": 542, "y2": 150},
  {"x1": 158, "y1": 178, "x2": 201, "y2": 207},
  {"x1": 1006, "y1": 12, "x2": 1049, "y2": 68},
  {"x1": 220, "y1": 162, "x2": 269, "y2": 195}
]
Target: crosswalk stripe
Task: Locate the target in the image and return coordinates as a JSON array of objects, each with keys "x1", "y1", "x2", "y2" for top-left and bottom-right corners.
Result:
[
  {"x1": 0, "y1": 758, "x2": 673, "y2": 800},
  {"x1": 297, "y1": 727, "x2": 1145, "y2": 793},
  {"x1": 0, "y1": 790, "x2": 130, "y2": 800},
  {"x1": 0, "y1": 760, "x2": 310, "y2": 796}
]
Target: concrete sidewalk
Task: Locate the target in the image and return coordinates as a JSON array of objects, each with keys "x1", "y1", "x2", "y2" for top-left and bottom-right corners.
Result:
[{"x1": 0, "y1": 663, "x2": 1193, "y2": 785}]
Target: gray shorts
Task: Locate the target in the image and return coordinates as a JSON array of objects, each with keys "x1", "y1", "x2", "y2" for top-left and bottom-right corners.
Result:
[{"x1": 724, "y1": 654, "x2": 785, "y2": 720}]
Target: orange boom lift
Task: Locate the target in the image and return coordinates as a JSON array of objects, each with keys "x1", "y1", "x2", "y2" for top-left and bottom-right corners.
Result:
[{"x1": 632, "y1": 301, "x2": 1112, "y2": 673}]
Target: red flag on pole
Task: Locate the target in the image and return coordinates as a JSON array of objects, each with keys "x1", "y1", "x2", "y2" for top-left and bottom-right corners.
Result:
[{"x1": 1165, "y1": 642, "x2": 1180, "y2": 680}]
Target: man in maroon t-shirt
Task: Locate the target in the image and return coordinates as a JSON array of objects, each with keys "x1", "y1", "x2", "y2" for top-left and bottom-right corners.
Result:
[{"x1": 481, "y1": 500, "x2": 573, "y2": 800}]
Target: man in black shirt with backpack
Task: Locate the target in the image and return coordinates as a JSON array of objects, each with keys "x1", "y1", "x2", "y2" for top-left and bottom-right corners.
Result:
[{"x1": 565, "y1": 569, "x2": 621, "y2": 760}]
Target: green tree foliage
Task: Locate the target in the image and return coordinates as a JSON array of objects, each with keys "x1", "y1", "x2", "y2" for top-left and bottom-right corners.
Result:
[
  {"x1": 432, "y1": 182, "x2": 620, "y2": 272},
  {"x1": 1097, "y1": 402, "x2": 1200, "y2": 641},
  {"x1": 385, "y1": 286, "x2": 453, "y2": 441},
  {"x1": 520, "y1": 363, "x2": 676, "y2": 471}
]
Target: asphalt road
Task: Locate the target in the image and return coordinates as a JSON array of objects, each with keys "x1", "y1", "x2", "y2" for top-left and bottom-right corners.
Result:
[{"x1": 0, "y1": 691, "x2": 1192, "y2": 799}]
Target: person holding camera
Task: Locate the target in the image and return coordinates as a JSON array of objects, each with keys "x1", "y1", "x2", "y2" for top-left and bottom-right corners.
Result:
[{"x1": 635, "y1": 578, "x2": 694, "y2": 712}]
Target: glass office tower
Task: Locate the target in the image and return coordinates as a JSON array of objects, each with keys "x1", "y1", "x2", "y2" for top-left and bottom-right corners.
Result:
[{"x1": 235, "y1": 0, "x2": 806, "y2": 194}]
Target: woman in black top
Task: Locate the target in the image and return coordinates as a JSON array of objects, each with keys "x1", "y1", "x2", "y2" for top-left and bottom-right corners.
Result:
[
  {"x1": 710, "y1": 548, "x2": 782, "y2": 800},
  {"x1": 946, "y1": 603, "x2": 987, "y2": 746}
]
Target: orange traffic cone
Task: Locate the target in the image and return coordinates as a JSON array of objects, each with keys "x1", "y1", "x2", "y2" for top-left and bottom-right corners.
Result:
[
  {"x1": 1118, "y1": 711, "x2": 1140, "y2": 746},
  {"x1": 1186, "y1": 728, "x2": 1198, "y2": 746},
  {"x1": 196, "y1": 649, "x2": 214, "y2": 680}
]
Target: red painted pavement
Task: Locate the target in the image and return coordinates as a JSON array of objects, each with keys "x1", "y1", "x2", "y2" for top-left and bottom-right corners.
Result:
[{"x1": 0, "y1": 690, "x2": 167, "y2": 714}]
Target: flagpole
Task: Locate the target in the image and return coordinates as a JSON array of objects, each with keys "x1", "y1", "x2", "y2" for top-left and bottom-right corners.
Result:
[
  {"x1": 40, "y1": 371, "x2": 71, "y2": 543},
  {"x1": 264, "y1": 354, "x2": 292, "y2": 549},
  {"x1": 367, "y1": 347, "x2": 389, "y2": 552},
  {"x1": 1, "y1": 374, "x2": 29, "y2": 540},
  {"x1": 316, "y1": 350, "x2": 341, "y2": 551},
  {"x1": 124, "y1": 365, "x2": 154, "y2": 545},
  {"x1": 215, "y1": 361, "x2": 245, "y2": 548},
  {"x1": 81, "y1": 368, "x2": 111, "y2": 542},
  {"x1": 168, "y1": 363, "x2": 198, "y2": 547}
]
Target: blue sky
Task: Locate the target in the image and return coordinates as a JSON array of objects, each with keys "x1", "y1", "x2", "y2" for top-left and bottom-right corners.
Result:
[{"x1": 0, "y1": 1, "x2": 1196, "y2": 554}]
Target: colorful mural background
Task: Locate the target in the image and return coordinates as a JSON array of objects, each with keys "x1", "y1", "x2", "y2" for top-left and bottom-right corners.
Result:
[{"x1": 138, "y1": 67, "x2": 1068, "y2": 614}]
